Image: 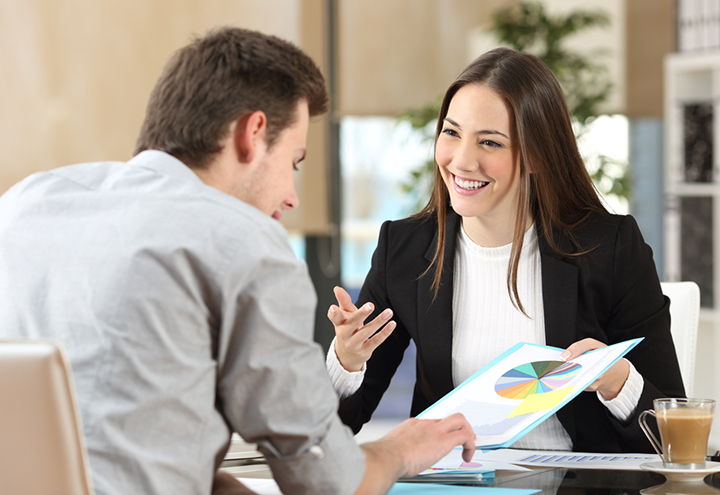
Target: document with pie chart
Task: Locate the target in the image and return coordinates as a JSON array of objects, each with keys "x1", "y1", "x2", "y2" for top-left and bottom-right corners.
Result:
[{"x1": 418, "y1": 338, "x2": 643, "y2": 449}]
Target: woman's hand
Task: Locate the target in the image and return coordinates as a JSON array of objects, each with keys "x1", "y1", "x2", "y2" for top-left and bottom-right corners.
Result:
[
  {"x1": 561, "y1": 338, "x2": 630, "y2": 401},
  {"x1": 327, "y1": 286, "x2": 396, "y2": 372}
]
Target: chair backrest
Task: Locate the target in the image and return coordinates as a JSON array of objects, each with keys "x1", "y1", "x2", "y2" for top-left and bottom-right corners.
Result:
[
  {"x1": 0, "y1": 339, "x2": 94, "y2": 495},
  {"x1": 660, "y1": 281, "x2": 701, "y2": 397}
]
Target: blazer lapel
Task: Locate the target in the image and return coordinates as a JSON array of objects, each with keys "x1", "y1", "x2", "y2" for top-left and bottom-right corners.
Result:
[
  {"x1": 538, "y1": 227, "x2": 579, "y2": 445},
  {"x1": 539, "y1": 231, "x2": 579, "y2": 349},
  {"x1": 416, "y1": 211, "x2": 460, "y2": 395}
]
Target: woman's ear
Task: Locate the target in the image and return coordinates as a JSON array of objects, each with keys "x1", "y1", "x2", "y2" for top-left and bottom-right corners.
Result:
[{"x1": 233, "y1": 110, "x2": 268, "y2": 164}]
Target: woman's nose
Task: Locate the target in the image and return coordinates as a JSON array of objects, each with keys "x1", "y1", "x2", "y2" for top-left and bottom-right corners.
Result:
[{"x1": 453, "y1": 143, "x2": 478, "y2": 172}]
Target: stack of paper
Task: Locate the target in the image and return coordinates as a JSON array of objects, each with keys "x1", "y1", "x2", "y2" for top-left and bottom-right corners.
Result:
[
  {"x1": 223, "y1": 433, "x2": 264, "y2": 461},
  {"x1": 477, "y1": 448, "x2": 660, "y2": 470},
  {"x1": 400, "y1": 447, "x2": 531, "y2": 483},
  {"x1": 389, "y1": 484, "x2": 540, "y2": 494}
]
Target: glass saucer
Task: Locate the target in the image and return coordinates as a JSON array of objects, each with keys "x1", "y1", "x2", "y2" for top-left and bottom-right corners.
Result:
[{"x1": 640, "y1": 461, "x2": 720, "y2": 483}]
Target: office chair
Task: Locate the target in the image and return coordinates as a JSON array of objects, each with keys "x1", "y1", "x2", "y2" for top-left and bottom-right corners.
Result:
[
  {"x1": 0, "y1": 339, "x2": 94, "y2": 495},
  {"x1": 660, "y1": 281, "x2": 701, "y2": 397}
]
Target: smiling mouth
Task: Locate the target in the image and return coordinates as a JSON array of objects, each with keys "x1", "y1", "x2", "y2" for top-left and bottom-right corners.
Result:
[{"x1": 454, "y1": 174, "x2": 489, "y2": 191}]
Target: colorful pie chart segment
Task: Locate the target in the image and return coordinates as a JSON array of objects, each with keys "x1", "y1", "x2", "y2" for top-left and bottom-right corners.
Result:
[{"x1": 495, "y1": 361, "x2": 581, "y2": 399}]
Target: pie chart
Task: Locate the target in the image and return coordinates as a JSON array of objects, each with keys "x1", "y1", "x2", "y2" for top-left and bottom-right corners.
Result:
[{"x1": 495, "y1": 361, "x2": 581, "y2": 399}]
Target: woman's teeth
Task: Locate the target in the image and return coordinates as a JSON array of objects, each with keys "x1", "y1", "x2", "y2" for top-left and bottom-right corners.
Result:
[{"x1": 454, "y1": 175, "x2": 488, "y2": 190}]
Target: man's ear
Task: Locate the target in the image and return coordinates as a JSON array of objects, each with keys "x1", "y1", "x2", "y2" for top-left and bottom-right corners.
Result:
[{"x1": 234, "y1": 110, "x2": 268, "y2": 164}]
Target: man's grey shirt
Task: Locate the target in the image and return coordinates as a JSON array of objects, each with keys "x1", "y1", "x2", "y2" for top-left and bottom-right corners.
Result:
[{"x1": 0, "y1": 150, "x2": 365, "y2": 495}]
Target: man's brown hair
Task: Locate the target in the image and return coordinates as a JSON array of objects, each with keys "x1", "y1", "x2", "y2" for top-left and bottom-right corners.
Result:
[{"x1": 135, "y1": 27, "x2": 327, "y2": 168}]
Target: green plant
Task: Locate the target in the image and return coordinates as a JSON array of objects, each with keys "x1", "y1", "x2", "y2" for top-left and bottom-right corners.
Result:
[{"x1": 400, "y1": 1, "x2": 629, "y2": 213}]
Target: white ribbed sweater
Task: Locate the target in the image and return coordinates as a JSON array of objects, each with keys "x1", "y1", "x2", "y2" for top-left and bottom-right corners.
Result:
[{"x1": 452, "y1": 224, "x2": 571, "y2": 449}]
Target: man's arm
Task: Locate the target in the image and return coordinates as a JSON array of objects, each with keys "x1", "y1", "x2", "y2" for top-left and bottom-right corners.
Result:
[
  {"x1": 217, "y1": 225, "x2": 474, "y2": 494},
  {"x1": 211, "y1": 414, "x2": 475, "y2": 495}
]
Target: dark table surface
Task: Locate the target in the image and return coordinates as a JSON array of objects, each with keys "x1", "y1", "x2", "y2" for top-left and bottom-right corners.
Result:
[{"x1": 480, "y1": 468, "x2": 720, "y2": 494}]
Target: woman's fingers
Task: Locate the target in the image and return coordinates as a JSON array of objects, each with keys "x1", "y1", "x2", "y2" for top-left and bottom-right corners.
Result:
[
  {"x1": 333, "y1": 315, "x2": 396, "y2": 372},
  {"x1": 346, "y1": 308, "x2": 393, "y2": 341},
  {"x1": 333, "y1": 286, "x2": 357, "y2": 312},
  {"x1": 326, "y1": 287, "x2": 396, "y2": 371},
  {"x1": 328, "y1": 301, "x2": 376, "y2": 337},
  {"x1": 360, "y1": 319, "x2": 396, "y2": 351},
  {"x1": 561, "y1": 337, "x2": 630, "y2": 400},
  {"x1": 560, "y1": 337, "x2": 604, "y2": 361}
]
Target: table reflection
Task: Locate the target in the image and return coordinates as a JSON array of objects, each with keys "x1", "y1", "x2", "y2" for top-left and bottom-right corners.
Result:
[
  {"x1": 490, "y1": 469, "x2": 720, "y2": 494},
  {"x1": 640, "y1": 480, "x2": 720, "y2": 495}
]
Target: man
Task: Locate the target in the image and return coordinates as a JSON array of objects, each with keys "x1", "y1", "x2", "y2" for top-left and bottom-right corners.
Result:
[{"x1": 0, "y1": 27, "x2": 474, "y2": 495}]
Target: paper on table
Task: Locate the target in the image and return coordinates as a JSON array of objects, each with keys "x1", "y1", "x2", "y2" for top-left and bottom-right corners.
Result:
[
  {"x1": 400, "y1": 447, "x2": 531, "y2": 483},
  {"x1": 224, "y1": 433, "x2": 264, "y2": 461},
  {"x1": 237, "y1": 477, "x2": 542, "y2": 494},
  {"x1": 235, "y1": 478, "x2": 282, "y2": 495},
  {"x1": 390, "y1": 483, "x2": 540, "y2": 494},
  {"x1": 420, "y1": 447, "x2": 531, "y2": 474},
  {"x1": 477, "y1": 448, "x2": 661, "y2": 470},
  {"x1": 414, "y1": 447, "x2": 493, "y2": 478},
  {"x1": 418, "y1": 338, "x2": 642, "y2": 449}
]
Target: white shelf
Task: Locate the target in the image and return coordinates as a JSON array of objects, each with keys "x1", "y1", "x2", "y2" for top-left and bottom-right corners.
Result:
[{"x1": 665, "y1": 50, "x2": 720, "y2": 444}]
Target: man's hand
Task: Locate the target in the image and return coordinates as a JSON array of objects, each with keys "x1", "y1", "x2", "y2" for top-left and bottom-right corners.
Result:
[
  {"x1": 327, "y1": 286, "x2": 396, "y2": 372},
  {"x1": 561, "y1": 337, "x2": 630, "y2": 401},
  {"x1": 353, "y1": 414, "x2": 476, "y2": 495},
  {"x1": 381, "y1": 414, "x2": 476, "y2": 476}
]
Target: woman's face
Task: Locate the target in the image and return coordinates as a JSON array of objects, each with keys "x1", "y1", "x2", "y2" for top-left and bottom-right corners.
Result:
[{"x1": 435, "y1": 83, "x2": 522, "y2": 232}]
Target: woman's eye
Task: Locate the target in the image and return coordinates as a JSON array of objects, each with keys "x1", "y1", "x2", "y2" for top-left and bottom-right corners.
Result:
[
  {"x1": 441, "y1": 127, "x2": 459, "y2": 137},
  {"x1": 480, "y1": 139, "x2": 502, "y2": 148}
]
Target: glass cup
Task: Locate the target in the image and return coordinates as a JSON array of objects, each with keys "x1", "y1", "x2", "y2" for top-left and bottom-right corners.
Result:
[{"x1": 639, "y1": 398, "x2": 715, "y2": 469}]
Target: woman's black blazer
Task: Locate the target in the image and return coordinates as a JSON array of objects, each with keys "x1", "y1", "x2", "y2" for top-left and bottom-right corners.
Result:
[{"x1": 338, "y1": 209, "x2": 685, "y2": 453}]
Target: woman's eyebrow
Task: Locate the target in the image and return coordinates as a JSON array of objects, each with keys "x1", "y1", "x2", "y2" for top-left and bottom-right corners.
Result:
[
  {"x1": 443, "y1": 117, "x2": 509, "y2": 139},
  {"x1": 444, "y1": 117, "x2": 461, "y2": 128},
  {"x1": 478, "y1": 129, "x2": 510, "y2": 139}
]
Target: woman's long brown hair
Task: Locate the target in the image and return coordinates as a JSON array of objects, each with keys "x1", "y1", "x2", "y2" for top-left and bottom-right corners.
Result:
[{"x1": 416, "y1": 48, "x2": 606, "y2": 315}]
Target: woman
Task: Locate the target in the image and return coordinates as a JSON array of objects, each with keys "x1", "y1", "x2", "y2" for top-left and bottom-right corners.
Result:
[{"x1": 326, "y1": 48, "x2": 684, "y2": 453}]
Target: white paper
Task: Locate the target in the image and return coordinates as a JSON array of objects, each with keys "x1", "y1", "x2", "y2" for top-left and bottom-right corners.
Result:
[
  {"x1": 421, "y1": 447, "x2": 531, "y2": 474},
  {"x1": 236, "y1": 478, "x2": 283, "y2": 495},
  {"x1": 477, "y1": 448, "x2": 660, "y2": 470},
  {"x1": 418, "y1": 339, "x2": 641, "y2": 448}
]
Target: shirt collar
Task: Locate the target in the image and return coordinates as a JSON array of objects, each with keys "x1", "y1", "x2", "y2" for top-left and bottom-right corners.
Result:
[{"x1": 127, "y1": 150, "x2": 205, "y2": 186}]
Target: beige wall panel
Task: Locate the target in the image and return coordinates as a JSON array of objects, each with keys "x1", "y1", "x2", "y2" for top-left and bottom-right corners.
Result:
[
  {"x1": 337, "y1": 0, "x2": 513, "y2": 117},
  {"x1": 0, "y1": 0, "x2": 300, "y2": 193},
  {"x1": 625, "y1": 0, "x2": 675, "y2": 118},
  {"x1": 282, "y1": 0, "x2": 331, "y2": 235}
]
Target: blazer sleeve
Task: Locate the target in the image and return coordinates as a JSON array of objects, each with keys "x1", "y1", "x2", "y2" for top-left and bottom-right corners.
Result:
[
  {"x1": 337, "y1": 220, "x2": 412, "y2": 434},
  {"x1": 598, "y1": 215, "x2": 686, "y2": 451}
]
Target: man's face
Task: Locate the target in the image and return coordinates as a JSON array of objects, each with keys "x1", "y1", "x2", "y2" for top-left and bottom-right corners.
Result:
[{"x1": 234, "y1": 100, "x2": 309, "y2": 220}]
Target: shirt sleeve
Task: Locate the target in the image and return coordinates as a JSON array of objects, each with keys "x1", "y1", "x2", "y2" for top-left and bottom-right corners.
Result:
[
  {"x1": 596, "y1": 359, "x2": 643, "y2": 422},
  {"x1": 326, "y1": 336, "x2": 366, "y2": 399},
  {"x1": 215, "y1": 223, "x2": 365, "y2": 495}
]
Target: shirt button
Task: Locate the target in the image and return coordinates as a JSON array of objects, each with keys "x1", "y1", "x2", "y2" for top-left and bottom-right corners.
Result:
[{"x1": 309, "y1": 445, "x2": 325, "y2": 459}]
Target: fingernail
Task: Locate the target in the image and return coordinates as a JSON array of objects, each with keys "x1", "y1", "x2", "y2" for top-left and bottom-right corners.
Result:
[
  {"x1": 560, "y1": 351, "x2": 570, "y2": 361},
  {"x1": 329, "y1": 307, "x2": 336, "y2": 314},
  {"x1": 364, "y1": 303, "x2": 373, "y2": 312},
  {"x1": 382, "y1": 309, "x2": 392, "y2": 319}
]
